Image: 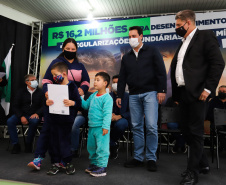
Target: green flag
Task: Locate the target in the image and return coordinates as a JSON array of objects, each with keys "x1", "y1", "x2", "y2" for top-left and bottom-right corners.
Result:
[{"x1": 0, "y1": 45, "x2": 13, "y2": 115}]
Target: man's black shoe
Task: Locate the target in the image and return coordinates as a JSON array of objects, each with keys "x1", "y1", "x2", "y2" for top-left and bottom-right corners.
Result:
[
  {"x1": 124, "y1": 159, "x2": 144, "y2": 168},
  {"x1": 199, "y1": 166, "x2": 210, "y2": 174},
  {"x1": 147, "y1": 160, "x2": 157, "y2": 172},
  {"x1": 181, "y1": 169, "x2": 189, "y2": 177},
  {"x1": 11, "y1": 143, "x2": 21, "y2": 154},
  {"x1": 180, "y1": 170, "x2": 198, "y2": 185}
]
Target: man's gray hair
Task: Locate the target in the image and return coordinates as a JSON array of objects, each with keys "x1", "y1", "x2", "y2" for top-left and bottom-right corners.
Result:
[
  {"x1": 24, "y1": 74, "x2": 35, "y2": 82},
  {"x1": 175, "y1": 10, "x2": 196, "y2": 23}
]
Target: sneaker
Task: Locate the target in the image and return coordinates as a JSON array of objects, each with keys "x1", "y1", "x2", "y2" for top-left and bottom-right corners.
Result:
[
  {"x1": 124, "y1": 159, "x2": 144, "y2": 168},
  {"x1": 59, "y1": 161, "x2": 66, "y2": 169},
  {"x1": 47, "y1": 164, "x2": 60, "y2": 175},
  {"x1": 27, "y1": 157, "x2": 43, "y2": 170},
  {"x1": 85, "y1": 164, "x2": 98, "y2": 173},
  {"x1": 147, "y1": 160, "x2": 157, "y2": 172},
  {"x1": 90, "y1": 167, "x2": 107, "y2": 177},
  {"x1": 110, "y1": 145, "x2": 119, "y2": 159},
  {"x1": 65, "y1": 163, "x2": 75, "y2": 175},
  {"x1": 11, "y1": 143, "x2": 21, "y2": 154}
]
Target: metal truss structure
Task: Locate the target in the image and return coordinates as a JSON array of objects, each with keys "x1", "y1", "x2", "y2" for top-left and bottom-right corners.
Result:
[{"x1": 27, "y1": 21, "x2": 43, "y2": 78}]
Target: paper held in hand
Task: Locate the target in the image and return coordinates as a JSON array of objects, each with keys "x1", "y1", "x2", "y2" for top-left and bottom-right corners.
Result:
[
  {"x1": 47, "y1": 84, "x2": 69, "y2": 115},
  {"x1": 0, "y1": 72, "x2": 6, "y2": 78}
]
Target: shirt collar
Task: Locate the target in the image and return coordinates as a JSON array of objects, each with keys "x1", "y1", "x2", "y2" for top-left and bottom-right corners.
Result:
[
  {"x1": 27, "y1": 86, "x2": 36, "y2": 94},
  {"x1": 182, "y1": 27, "x2": 197, "y2": 42},
  {"x1": 133, "y1": 43, "x2": 143, "y2": 53}
]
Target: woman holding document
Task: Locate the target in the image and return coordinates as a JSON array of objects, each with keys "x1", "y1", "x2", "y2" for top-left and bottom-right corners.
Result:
[{"x1": 28, "y1": 38, "x2": 90, "y2": 171}]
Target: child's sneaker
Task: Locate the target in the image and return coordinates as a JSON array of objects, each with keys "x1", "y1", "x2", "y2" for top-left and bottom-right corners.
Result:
[
  {"x1": 59, "y1": 161, "x2": 66, "y2": 169},
  {"x1": 90, "y1": 167, "x2": 107, "y2": 177},
  {"x1": 85, "y1": 164, "x2": 98, "y2": 173},
  {"x1": 27, "y1": 157, "x2": 43, "y2": 170},
  {"x1": 65, "y1": 163, "x2": 75, "y2": 175},
  {"x1": 47, "y1": 164, "x2": 60, "y2": 175}
]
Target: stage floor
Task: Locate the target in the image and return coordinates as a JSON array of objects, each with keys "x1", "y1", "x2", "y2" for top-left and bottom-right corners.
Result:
[{"x1": 0, "y1": 138, "x2": 226, "y2": 185}]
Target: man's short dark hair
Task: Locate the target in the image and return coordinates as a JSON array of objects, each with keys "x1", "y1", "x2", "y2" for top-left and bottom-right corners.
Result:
[
  {"x1": 112, "y1": 74, "x2": 119, "y2": 80},
  {"x1": 175, "y1": 10, "x2": 196, "y2": 23},
  {"x1": 24, "y1": 74, "x2": 35, "y2": 82},
  {"x1": 129, "y1": 26, "x2": 143, "y2": 35},
  {"x1": 95, "y1": 72, "x2": 110, "y2": 87},
  {"x1": 51, "y1": 62, "x2": 68, "y2": 74}
]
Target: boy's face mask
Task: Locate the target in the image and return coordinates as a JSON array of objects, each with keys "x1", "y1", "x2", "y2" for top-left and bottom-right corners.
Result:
[{"x1": 53, "y1": 74, "x2": 64, "y2": 84}]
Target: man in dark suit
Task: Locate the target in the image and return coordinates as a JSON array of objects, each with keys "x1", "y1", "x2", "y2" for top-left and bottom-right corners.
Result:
[
  {"x1": 171, "y1": 10, "x2": 225, "y2": 185},
  {"x1": 110, "y1": 75, "x2": 130, "y2": 159}
]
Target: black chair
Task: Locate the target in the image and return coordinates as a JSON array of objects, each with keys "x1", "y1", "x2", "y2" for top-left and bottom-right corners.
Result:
[
  {"x1": 212, "y1": 108, "x2": 226, "y2": 169},
  {"x1": 119, "y1": 125, "x2": 133, "y2": 161},
  {"x1": 158, "y1": 106, "x2": 182, "y2": 153},
  {"x1": 78, "y1": 121, "x2": 88, "y2": 157}
]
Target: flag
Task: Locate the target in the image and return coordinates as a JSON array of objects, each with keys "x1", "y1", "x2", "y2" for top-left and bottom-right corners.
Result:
[{"x1": 0, "y1": 45, "x2": 14, "y2": 115}]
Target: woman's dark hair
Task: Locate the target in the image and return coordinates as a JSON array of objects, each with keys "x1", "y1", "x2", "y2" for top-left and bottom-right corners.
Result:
[{"x1": 57, "y1": 38, "x2": 78, "y2": 60}]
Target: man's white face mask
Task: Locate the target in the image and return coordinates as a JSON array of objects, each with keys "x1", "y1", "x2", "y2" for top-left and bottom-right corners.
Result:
[
  {"x1": 112, "y1": 83, "x2": 117, "y2": 92},
  {"x1": 129, "y1": 38, "x2": 139, "y2": 48}
]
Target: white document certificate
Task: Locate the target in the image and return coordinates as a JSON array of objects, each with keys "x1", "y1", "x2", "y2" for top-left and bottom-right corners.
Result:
[
  {"x1": 48, "y1": 84, "x2": 69, "y2": 115},
  {"x1": 0, "y1": 72, "x2": 6, "y2": 78}
]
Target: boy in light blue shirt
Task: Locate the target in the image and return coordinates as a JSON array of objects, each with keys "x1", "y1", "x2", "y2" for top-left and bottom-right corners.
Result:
[{"x1": 81, "y1": 72, "x2": 113, "y2": 177}]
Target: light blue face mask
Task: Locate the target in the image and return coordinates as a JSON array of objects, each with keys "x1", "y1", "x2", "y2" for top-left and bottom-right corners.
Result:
[{"x1": 30, "y1": 80, "x2": 38, "y2": 88}]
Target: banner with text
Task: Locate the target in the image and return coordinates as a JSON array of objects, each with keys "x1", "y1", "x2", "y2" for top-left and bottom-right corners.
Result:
[{"x1": 40, "y1": 11, "x2": 226, "y2": 98}]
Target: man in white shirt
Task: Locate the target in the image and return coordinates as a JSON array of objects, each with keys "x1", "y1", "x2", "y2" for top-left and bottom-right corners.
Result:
[{"x1": 171, "y1": 10, "x2": 225, "y2": 185}]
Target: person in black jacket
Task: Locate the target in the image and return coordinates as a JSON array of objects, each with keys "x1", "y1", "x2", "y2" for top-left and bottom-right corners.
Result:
[
  {"x1": 171, "y1": 10, "x2": 225, "y2": 185},
  {"x1": 117, "y1": 26, "x2": 167, "y2": 172},
  {"x1": 7, "y1": 74, "x2": 44, "y2": 154},
  {"x1": 45, "y1": 62, "x2": 81, "y2": 175},
  {"x1": 0, "y1": 66, "x2": 7, "y2": 124}
]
